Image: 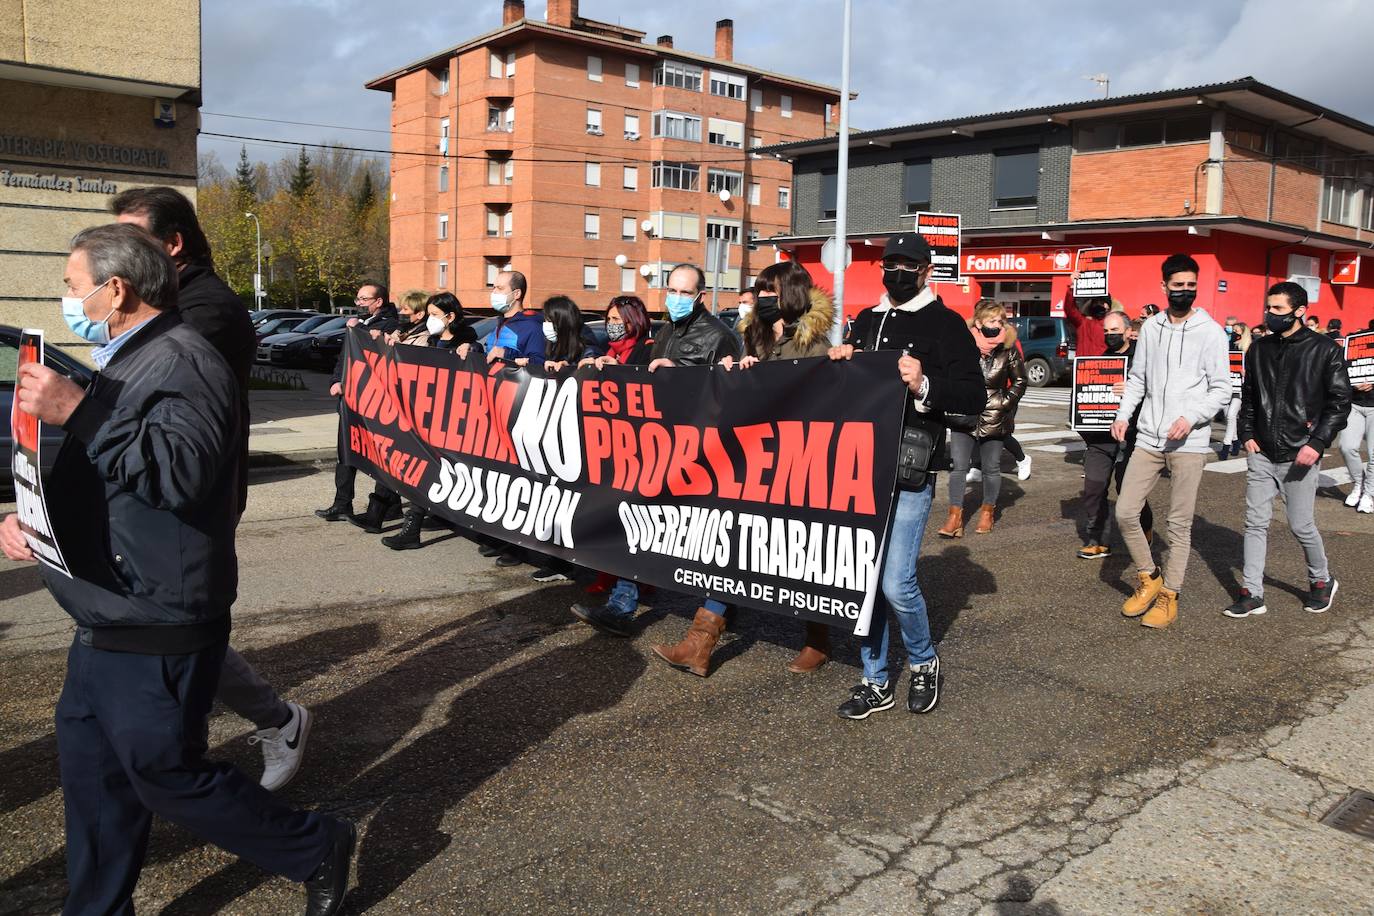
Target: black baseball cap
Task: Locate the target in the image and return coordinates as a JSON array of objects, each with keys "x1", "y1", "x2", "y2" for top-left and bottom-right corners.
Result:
[{"x1": 882, "y1": 233, "x2": 931, "y2": 262}]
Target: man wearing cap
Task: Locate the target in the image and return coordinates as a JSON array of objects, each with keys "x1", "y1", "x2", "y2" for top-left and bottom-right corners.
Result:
[{"x1": 828, "y1": 233, "x2": 986, "y2": 720}]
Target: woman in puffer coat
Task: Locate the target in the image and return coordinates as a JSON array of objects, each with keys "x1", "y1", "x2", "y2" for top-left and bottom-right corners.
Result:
[
  {"x1": 937, "y1": 298, "x2": 1027, "y2": 537},
  {"x1": 650, "y1": 260, "x2": 838, "y2": 680}
]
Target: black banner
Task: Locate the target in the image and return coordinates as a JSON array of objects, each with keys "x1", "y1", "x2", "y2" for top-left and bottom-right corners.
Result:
[{"x1": 340, "y1": 331, "x2": 908, "y2": 632}]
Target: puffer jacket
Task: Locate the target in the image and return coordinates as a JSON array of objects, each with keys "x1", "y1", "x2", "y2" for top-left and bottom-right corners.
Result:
[
  {"x1": 738, "y1": 288, "x2": 836, "y2": 361},
  {"x1": 973, "y1": 331, "x2": 1028, "y2": 439},
  {"x1": 1237, "y1": 326, "x2": 1351, "y2": 462}
]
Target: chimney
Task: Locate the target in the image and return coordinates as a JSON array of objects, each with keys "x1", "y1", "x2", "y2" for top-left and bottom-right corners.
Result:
[
  {"x1": 503, "y1": 0, "x2": 524, "y2": 26},
  {"x1": 714, "y1": 19, "x2": 733, "y2": 61},
  {"x1": 546, "y1": 0, "x2": 577, "y2": 27},
  {"x1": 656, "y1": 34, "x2": 673, "y2": 48}
]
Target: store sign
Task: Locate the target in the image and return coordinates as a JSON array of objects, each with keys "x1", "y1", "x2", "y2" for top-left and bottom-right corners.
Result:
[
  {"x1": 0, "y1": 170, "x2": 116, "y2": 195},
  {"x1": 914, "y1": 211, "x2": 962, "y2": 283},
  {"x1": 961, "y1": 247, "x2": 1075, "y2": 276},
  {"x1": 0, "y1": 133, "x2": 171, "y2": 170},
  {"x1": 1331, "y1": 251, "x2": 1361, "y2": 286}
]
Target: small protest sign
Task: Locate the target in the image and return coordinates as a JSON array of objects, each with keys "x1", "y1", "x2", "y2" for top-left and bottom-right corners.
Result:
[
  {"x1": 1071, "y1": 355, "x2": 1127, "y2": 432},
  {"x1": 1073, "y1": 247, "x2": 1111, "y2": 299}
]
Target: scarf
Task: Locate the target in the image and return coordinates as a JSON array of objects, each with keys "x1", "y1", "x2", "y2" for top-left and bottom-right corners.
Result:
[
  {"x1": 973, "y1": 325, "x2": 1003, "y2": 355},
  {"x1": 608, "y1": 335, "x2": 640, "y2": 364}
]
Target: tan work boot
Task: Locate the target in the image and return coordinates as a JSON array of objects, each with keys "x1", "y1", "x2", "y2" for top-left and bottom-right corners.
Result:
[
  {"x1": 1141, "y1": 588, "x2": 1179, "y2": 629},
  {"x1": 974, "y1": 504, "x2": 996, "y2": 534},
  {"x1": 652, "y1": 607, "x2": 727, "y2": 677},
  {"x1": 937, "y1": 506, "x2": 964, "y2": 538},
  {"x1": 1122, "y1": 569, "x2": 1163, "y2": 618},
  {"x1": 786, "y1": 622, "x2": 831, "y2": 673}
]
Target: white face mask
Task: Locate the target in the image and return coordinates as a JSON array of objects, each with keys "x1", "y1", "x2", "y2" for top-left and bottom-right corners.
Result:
[
  {"x1": 426, "y1": 315, "x2": 446, "y2": 336},
  {"x1": 737, "y1": 303, "x2": 753, "y2": 318},
  {"x1": 490, "y1": 291, "x2": 512, "y2": 313},
  {"x1": 542, "y1": 320, "x2": 558, "y2": 343}
]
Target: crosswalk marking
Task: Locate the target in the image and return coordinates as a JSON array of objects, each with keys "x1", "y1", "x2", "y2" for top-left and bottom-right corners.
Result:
[
  {"x1": 1015, "y1": 429, "x2": 1079, "y2": 443},
  {"x1": 1030, "y1": 440, "x2": 1087, "y2": 454},
  {"x1": 1018, "y1": 388, "x2": 1073, "y2": 407}
]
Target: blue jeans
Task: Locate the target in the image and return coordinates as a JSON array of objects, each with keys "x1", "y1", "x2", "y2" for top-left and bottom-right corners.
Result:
[
  {"x1": 860, "y1": 480, "x2": 937, "y2": 685},
  {"x1": 606, "y1": 579, "x2": 639, "y2": 618}
]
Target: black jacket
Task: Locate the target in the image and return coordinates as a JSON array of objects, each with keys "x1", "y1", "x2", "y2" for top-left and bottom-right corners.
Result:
[
  {"x1": 40, "y1": 311, "x2": 242, "y2": 654},
  {"x1": 1238, "y1": 327, "x2": 1351, "y2": 462},
  {"x1": 177, "y1": 260, "x2": 255, "y2": 513},
  {"x1": 649, "y1": 307, "x2": 742, "y2": 366},
  {"x1": 332, "y1": 303, "x2": 401, "y2": 385}
]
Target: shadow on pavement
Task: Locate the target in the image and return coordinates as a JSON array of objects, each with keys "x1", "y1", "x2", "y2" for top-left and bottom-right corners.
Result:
[
  {"x1": 0, "y1": 565, "x2": 45, "y2": 602},
  {"x1": 993, "y1": 873, "x2": 1065, "y2": 914}
]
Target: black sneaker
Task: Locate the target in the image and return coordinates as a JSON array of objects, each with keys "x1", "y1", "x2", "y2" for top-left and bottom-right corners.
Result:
[
  {"x1": 836, "y1": 680, "x2": 895, "y2": 720},
  {"x1": 478, "y1": 542, "x2": 504, "y2": 558},
  {"x1": 1303, "y1": 579, "x2": 1338, "y2": 614},
  {"x1": 907, "y1": 657, "x2": 940, "y2": 714},
  {"x1": 531, "y1": 566, "x2": 569, "y2": 583},
  {"x1": 314, "y1": 502, "x2": 352, "y2": 521},
  {"x1": 1223, "y1": 590, "x2": 1267, "y2": 618},
  {"x1": 495, "y1": 552, "x2": 524, "y2": 568},
  {"x1": 570, "y1": 603, "x2": 635, "y2": 638}
]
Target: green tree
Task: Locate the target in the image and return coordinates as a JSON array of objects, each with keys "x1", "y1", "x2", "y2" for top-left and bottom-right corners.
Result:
[
  {"x1": 352, "y1": 171, "x2": 375, "y2": 219},
  {"x1": 288, "y1": 148, "x2": 315, "y2": 199},
  {"x1": 234, "y1": 146, "x2": 258, "y2": 198}
]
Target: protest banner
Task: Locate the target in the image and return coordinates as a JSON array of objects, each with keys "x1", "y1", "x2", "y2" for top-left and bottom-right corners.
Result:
[
  {"x1": 1230, "y1": 351, "x2": 1245, "y2": 394},
  {"x1": 339, "y1": 332, "x2": 908, "y2": 633},
  {"x1": 1346, "y1": 330, "x2": 1374, "y2": 385},
  {"x1": 914, "y1": 211, "x2": 962, "y2": 283},
  {"x1": 1071, "y1": 355, "x2": 1127, "y2": 432},
  {"x1": 9, "y1": 331, "x2": 70, "y2": 577},
  {"x1": 1073, "y1": 247, "x2": 1111, "y2": 298}
]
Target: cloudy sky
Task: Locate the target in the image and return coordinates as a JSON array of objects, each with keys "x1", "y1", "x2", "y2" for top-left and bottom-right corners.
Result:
[{"x1": 201, "y1": 0, "x2": 1374, "y2": 168}]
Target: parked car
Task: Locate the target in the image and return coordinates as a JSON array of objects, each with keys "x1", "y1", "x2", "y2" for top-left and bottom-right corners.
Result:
[
  {"x1": 253, "y1": 312, "x2": 316, "y2": 344},
  {"x1": 0, "y1": 325, "x2": 93, "y2": 486},
  {"x1": 252, "y1": 308, "x2": 313, "y2": 327},
  {"x1": 1007, "y1": 315, "x2": 1077, "y2": 387},
  {"x1": 306, "y1": 326, "x2": 349, "y2": 371},
  {"x1": 257, "y1": 315, "x2": 349, "y2": 366}
]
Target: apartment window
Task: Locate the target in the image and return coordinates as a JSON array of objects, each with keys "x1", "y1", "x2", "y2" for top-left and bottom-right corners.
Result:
[
  {"x1": 487, "y1": 155, "x2": 513, "y2": 185},
  {"x1": 437, "y1": 261, "x2": 448, "y2": 289},
  {"x1": 1075, "y1": 112, "x2": 1211, "y2": 151},
  {"x1": 1275, "y1": 131, "x2": 1319, "y2": 165},
  {"x1": 437, "y1": 214, "x2": 448, "y2": 240},
  {"x1": 625, "y1": 62, "x2": 640, "y2": 87},
  {"x1": 1224, "y1": 115, "x2": 1267, "y2": 154},
  {"x1": 706, "y1": 219, "x2": 741, "y2": 244},
  {"x1": 1323, "y1": 157, "x2": 1374, "y2": 228},
  {"x1": 819, "y1": 169, "x2": 836, "y2": 220},
  {"x1": 505, "y1": 51, "x2": 516, "y2": 77},
  {"x1": 624, "y1": 112, "x2": 640, "y2": 139},
  {"x1": 902, "y1": 159, "x2": 931, "y2": 214},
  {"x1": 486, "y1": 207, "x2": 505, "y2": 238},
  {"x1": 586, "y1": 161, "x2": 600, "y2": 186},
  {"x1": 486, "y1": 261, "x2": 501, "y2": 288},
  {"x1": 437, "y1": 68, "x2": 449, "y2": 95},
  {"x1": 587, "y1": 55, "x2": 603, "y2": 82},
  {"x1": 654, "y1": 60, "x2": 703, "y2": 91},
  {"x1": 652, "y1": 162, "x2": 700, "y2": 192},
  {"x1": 748, "y1": 182, "x2": 760, "y2": 206},
  {"x1": 584, "y1": 212, "x2": 600, "y2": 240},
  {"x1": 622, "y1": 217, "x2": 636, "y2": 240},
  {"x1": 583, "y1": 265, "x2": 599, "y2": 290},
  {"x1": 750, "y1": 88, "x2": 763, "y2": 112},
  {"x1": 781, "y1": 94, "x2": 793, "y2": 118},
  {"x1": 623, "y1": 166, "x2": 638, "y2": 191},
  {"x1": 438, "y1": 117, "x2": 450, "y2": 156},
  {"x1": 994, "y1": 147, "x2": 1039, "y2": 207},
  {"x1": 654, "y1": 211, "x2": 700, "y2": 240},
  {"x1": 750, "y1": 135, "x2": 763, "y2": 149},
  {"x1": 438, "y1": 165, "x2": 449, "y2": 192},
  {"x1": 489, "y1": 51, "x2": 503, "y2": 78},
  {"x1": 586, "y1": 108, "x2": 603, "y2": 135},
  {"x1": 503, "y1": 210, "x2": 513, "y2": 237},
  {"x1": 620, "y1": 267, "x2": 635, "y2": 293},
  {"x1": 709, "y1": 71, "x2": 747, "y2": 100},
  {"x1": 707, "y1": 167, "x2": 742, "y2": 196},
  {"x1": 778, "y1": 186, "x2": 790, "y2": 209},
  {"x1": 487, "y1": 103, "x2": 514, "y2": 132},
  {"x1": 825, "y1": 103, "x2": 834, "y2": 124},
  {"x1": 652, "y1": 110, "x2": 701, "y2": 142},
  {"x1": 707, "y1": 117, "x2": 744, "y2": 148}
]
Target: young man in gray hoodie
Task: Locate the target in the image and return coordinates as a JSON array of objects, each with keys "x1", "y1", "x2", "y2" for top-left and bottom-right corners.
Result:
[{"x1": 1110, "y1": 254, "x2": 1231, "y2": 628}]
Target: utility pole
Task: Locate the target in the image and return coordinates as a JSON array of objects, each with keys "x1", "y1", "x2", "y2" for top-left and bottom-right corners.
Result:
[
  {"x1": 830, "y1": 0, "x2": 852, "y2": 344},
  {"x1": 244, "y1": 211, "x2": 263, "y2": 307}
]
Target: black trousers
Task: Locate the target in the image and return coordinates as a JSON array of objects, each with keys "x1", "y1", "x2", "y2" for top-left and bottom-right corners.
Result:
[
  {"x1": 1080, "y1": 435, "x2": 1153, "y2": 544},
  {"x1": 333, "y1": 404, "x2": 399, "y2": 508},
  {"x1": 56, "y1": 634, "x2": 332, "y2": 915}
]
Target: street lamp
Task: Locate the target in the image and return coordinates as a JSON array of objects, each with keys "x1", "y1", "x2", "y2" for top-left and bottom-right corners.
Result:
[{"x1": 244, "y1": 211, "x2": 263, "y2": 306}]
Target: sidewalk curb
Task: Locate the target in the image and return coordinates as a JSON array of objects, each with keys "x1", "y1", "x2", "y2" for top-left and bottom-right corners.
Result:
[{"x1": 247, "y1": 448, "x2": 338, "y2": 478}]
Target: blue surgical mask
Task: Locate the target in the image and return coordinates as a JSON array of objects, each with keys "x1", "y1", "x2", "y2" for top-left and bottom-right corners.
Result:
[
  {"x1": 490, "y1": 291, "x2": 512, "y2": 314},
  {"x1": 665, "y1": 292, "x2": 697, "y2": 321},
  {"x1": 61, "y1": 279, "x2": 115, "y2": 344}
]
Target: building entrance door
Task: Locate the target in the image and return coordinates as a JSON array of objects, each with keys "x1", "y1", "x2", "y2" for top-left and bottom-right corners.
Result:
[{"x1": 979, "y1": 280, "x2": 1053, "y2": 317}]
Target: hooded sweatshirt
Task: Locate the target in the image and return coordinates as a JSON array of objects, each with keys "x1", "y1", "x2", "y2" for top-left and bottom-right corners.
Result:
[{"x1": 1114, "y1": 307, "x2": 1230, "y2": 453}]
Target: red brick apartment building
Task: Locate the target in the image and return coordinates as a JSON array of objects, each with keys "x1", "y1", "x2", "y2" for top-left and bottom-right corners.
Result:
[{"x1": 365, "y1": 0, "x2": 841, "y2": 312}]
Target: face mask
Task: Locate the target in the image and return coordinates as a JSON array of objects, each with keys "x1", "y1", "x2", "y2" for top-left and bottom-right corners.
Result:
[
  {"x1": 490, "y1": 291, "x2": 512, "y2": 314},
  {"x1": 754, "y1": 295, "x2": 782, "y2": 326},
  {"x1": 606, "y1": 321, "x2": 627, "y2": 341},
  {"x1": 1086, "y1": 303, "x2": 1108, "y2": 320},
  {"x1": 542, "y1": 320, "x2": 558, "y2": 343},
  {"x1": 1104, "y1": 332, "x2": 1127, "y2": 350},
  {"x1": 736, "y1": 304, "x2": 753, "y2": 319},
  {"x1": 1265, "y1": 310, "x2": 1299, "y2": 334},
  {"x1": 426, "y1": 315, "x2": 446, "y2": 336},
  {"x1": 1166, "y1": 289, "x2": 1196, "y2": 314},
  {"x1": 978, "y1": 325, "x2": 1002, "y2": 338},
  {"x1": 882, "y1": 267, "x2": 923, "y2": 304},
  {"x1": 665, "y1": 292, "x2": 697, "y2": 321},
  {"x1": 61, "y1": 279, "x2": 115, "y2": 344}
]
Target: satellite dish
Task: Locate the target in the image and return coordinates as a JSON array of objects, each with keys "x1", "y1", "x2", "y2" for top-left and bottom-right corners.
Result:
[
  {"x1": 640, "y1": 219, "x2": 654, "y2": 233},
  {"x1": 719, "y1": 189, "x2": 731, "y2": 202},
  {"x1": 639, "y1": 264, "x2": 653, "y2": 277},
  {"x1": 614, "y1": 254, "x2": 628, "y2": 267}
]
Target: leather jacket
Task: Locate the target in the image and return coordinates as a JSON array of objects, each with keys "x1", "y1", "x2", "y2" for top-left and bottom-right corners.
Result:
[
  {"x1": 649, "y1": 306, "x2": 742, "y2": 367},
  {"x1": 973, "y1": 344, "x2": 1027, "y2": 439},
  {"x1": 1237, "y1": 327, "x2": 1351, "y2": 462}
]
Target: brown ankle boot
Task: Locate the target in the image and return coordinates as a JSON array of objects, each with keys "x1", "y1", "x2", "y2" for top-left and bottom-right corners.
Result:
[
  {"x1": 652, "y1": 607, "x2": 727, "y2": 677},
  {"x1": 937, "y1": 506, "x2": 964, "y2": 538},
  {"x1": 975, "y1": 504, "x2": 996, "y2": 533},
  {"x1": 786, "y1": 621, "x2": 831, "y2": 673}
]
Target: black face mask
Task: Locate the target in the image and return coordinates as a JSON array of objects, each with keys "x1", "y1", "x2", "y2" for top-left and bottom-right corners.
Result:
[
  {"x1": 882, "y1": 267, "x2": 923, "y2": 304},
  {"x1": 1085, "y1": 302, "x2": 1108, "y2": 320},
  {"x1": 1265, "y1": 310, "x2": 1299, "y2": 334},
  {"x1": 978, "y1": 325, "x2": 1002, "y2": 338},
  {"x1": 753, "y1": 295, "x2": 782, "y2": 326},
  {"x1": 1166, "y1": 289, "x2": 1196, "y2": 314},
  {"x1": 1104, "y1": 332, "x2": 1127, "y2": 350}
]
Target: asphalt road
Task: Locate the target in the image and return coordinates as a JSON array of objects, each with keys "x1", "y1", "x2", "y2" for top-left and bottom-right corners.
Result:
[{"x1": 1, "y1": 399, "x2": 1370, "y2": 915}]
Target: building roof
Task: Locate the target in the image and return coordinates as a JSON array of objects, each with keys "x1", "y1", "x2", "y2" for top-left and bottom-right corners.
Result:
[
  {"x1": 759, "y1": 77, "x2": 1374, "y2": 158},
  {"x1": 365, "y1": 16, "x2": 842, "y2": 98}
]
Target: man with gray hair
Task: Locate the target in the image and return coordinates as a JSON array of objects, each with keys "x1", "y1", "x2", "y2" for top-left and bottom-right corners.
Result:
[{"x1": 0, "y1": 223, "x2": 355, "y2": 915}]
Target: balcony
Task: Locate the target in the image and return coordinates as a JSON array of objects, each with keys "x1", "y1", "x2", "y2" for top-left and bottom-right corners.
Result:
[
  {"x1": 482, "y1": 235, "x2": 512, "y2": 258},
  {"x1": 482, "y1": 185, "x2": 513, "y2": 206},
  {"x1": 483, "y1": 77, "x2": 515, "y2": 97}
]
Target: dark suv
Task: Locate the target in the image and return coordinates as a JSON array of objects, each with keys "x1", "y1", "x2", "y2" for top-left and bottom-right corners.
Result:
[{"x1": 1007, "y1": 316, "x2": 1076, "y2": 387}]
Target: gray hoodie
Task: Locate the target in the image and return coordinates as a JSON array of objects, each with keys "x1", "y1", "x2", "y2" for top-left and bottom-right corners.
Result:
[{"x1": 1115, "y1": 308, "x2": 1230, "y2": 453}]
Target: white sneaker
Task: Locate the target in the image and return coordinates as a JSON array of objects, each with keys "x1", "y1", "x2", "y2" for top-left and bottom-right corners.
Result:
[
  {"x1": 1016, "y1": 456, "x2": 1033, "y2": 480},
  {"x1": 249, "y1": 701, "x2": 311, "y2": 792},
  {"x1": 967, "y1": 468, "x2": 983, "y2": 482},
  {"x1": 1360, "y1": 494, "x2": 1373, "y2": 514},
  {"x1": 1345, "y1": 487, "x2": 1363, "y2": 508}
]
